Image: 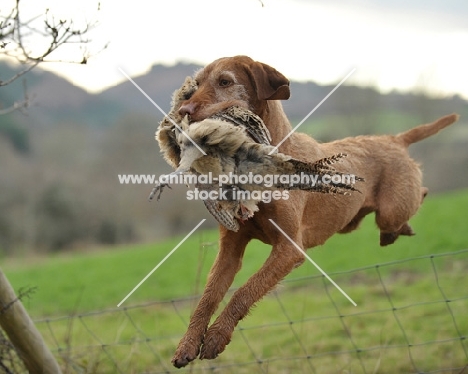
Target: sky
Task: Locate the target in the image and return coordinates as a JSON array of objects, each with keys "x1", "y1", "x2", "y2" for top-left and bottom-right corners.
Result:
[{"x1": 4, "y1": 0, "x2": 468, "y2": 98}]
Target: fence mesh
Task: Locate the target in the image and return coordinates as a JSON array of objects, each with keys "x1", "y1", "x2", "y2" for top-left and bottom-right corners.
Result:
[{"x1": 24, "y1": 248, "x2": 468, "y2": 373}]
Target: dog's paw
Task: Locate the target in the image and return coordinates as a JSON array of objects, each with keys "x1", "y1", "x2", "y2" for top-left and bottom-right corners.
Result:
[
  {"x1": 171, "y1": 338, "x2": 201, "y2": 368},
  {"x1": 199, "y1": 324, "x2": 232, "y2": 360},
  {"x1": 380, "y1": 223, "x2": 415, "y2": 246}
]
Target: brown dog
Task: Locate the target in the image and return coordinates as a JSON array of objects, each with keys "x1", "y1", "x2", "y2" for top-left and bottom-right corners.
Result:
[{"x1": 170, "y1": 55, "x2": 459, "y2": 367}]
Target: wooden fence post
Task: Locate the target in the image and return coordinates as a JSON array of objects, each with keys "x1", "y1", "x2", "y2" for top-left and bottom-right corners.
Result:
[{"x1": 0, "y1": 268, "x2": 62, "y2": 374}]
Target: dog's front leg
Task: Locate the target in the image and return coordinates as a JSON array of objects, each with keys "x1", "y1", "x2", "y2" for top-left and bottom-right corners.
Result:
[
  {"x1": 172, "y1": 230, "x2": 250, "y2": 368},
  {"x1": 199, "y1": 239, "x2": 305, "y2": 360}
]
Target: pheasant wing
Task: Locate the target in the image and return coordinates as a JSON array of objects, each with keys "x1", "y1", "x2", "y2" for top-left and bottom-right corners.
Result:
[
  {"x1": 202, "y1": 199, "x2": 240, "y2": 232},
  {"x1": 212, "y1": 106, "x2": 272, "y2": 145}
]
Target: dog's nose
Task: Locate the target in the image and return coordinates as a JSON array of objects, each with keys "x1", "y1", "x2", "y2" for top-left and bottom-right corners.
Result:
[{"x1": 179, "y1": 102, "x2": 197, "y2": 117}]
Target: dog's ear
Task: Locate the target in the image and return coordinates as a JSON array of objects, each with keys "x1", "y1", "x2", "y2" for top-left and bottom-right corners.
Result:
[{"x1": 250, "y1": 62, "x2": 290, "y2": 101}]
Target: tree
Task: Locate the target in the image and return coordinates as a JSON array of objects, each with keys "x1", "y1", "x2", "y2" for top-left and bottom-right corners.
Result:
[
  {"x1": 0, "y1": 2, "x2": 103, "y2": 371},
  {"x1": 0, "y1": 0, "x2": 104, "y2": 114}
]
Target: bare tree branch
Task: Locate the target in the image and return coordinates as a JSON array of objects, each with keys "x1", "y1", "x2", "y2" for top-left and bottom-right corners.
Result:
[
  {"x1": 0, "y1": 0, "x2": 105, "y2": 113},
  {"x1": 0, "y1": 60, "x2": 38, "y2": 87},
  {"x1": 0, "y1": 286, "x2": 37, "y2": 315},
  {"x1": 1, "y1": 0, "x2": 103, "y2": 81},
  {"x1": 0, "y1": 76, "x2": 31, "y2": 115}
]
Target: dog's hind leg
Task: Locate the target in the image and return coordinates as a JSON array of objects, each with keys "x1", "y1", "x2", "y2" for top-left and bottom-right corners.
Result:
[
  {"x1": 339, "y1": 207, "x2": 374, "y2": 234},
  {"x1": 380, "y1": 222, "x2": 415, "y2": 246},
  {"x1": 421, "y1": 186, "x2": 429, "y2": 202},
  {"x1": 379, "y1": 186, "x2": 428, "y2": 246}
]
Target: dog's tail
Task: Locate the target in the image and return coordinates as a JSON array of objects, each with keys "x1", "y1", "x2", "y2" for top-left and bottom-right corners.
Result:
[{"x1": 396, "y1": 113, "x2": 459, "y2": 146}]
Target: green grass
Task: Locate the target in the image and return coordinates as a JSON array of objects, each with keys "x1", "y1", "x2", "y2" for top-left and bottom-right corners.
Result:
[
  {"x1": 4, "y1": 189, "x2": 467, "y2": 317},
  {"x1": 298, "y1": 110, "x2": 421, "y2": 140},
  {"x1": 3, "y1": 189, "x2": 468, "y2": 373}
]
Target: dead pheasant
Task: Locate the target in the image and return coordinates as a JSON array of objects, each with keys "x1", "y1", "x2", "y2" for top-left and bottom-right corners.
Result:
[{"x1": 153, "y1": 84, "x2": 363, "y2": 230}]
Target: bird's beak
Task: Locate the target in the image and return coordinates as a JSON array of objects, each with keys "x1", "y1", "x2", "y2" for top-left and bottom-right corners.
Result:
[{"x1": 180, "y1": 115, "x2": 190, "y2": 131}]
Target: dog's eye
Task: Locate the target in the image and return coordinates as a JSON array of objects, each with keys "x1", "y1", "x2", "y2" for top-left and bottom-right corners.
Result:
[{"x1": 219, "y1": 79, "x2": 232, "y2": 87}]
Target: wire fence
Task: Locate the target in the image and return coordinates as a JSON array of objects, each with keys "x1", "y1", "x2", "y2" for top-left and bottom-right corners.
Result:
[{"x1": 4, "y1": 249, "x2": 468, "y2": 373}]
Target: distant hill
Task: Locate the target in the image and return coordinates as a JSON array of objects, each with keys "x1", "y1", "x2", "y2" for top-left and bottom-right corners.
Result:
[
  {"x1": 1, "y1": 61, "x2": 117, "y2": 127},
  {"x1": 99, "y1": 63, "x2": 201, "y2": 116},
  {"x1": 1, "y1": 59, "x2": 467, "y2": 252},
  {"x1": 2, "y1": 60, "x2": 468, "y2": 130}
]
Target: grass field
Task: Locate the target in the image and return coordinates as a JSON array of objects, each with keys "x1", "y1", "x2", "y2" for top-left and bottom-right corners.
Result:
[
  {"x1": 4, "y1": 189, "x2": 468, "y2": 316},
  {"x1": 3, "y1": 189, "x2": 468, "y2": 373}
]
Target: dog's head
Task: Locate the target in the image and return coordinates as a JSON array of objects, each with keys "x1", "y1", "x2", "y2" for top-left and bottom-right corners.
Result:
[{"x1": 179, "y1": 56, "x2": 290, "y2": 122}]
